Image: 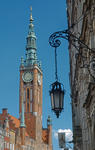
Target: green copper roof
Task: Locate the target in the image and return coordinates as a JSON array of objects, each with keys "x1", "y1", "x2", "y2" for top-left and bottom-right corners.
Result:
[
  {"x1": 20, "y1": 8, "x2": 42, "y2": 69},
  {"x1": 25, "y1": 10, "x2": 38, "y2": 66}
]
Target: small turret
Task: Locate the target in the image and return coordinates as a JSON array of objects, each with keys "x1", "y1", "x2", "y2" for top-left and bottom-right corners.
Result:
[
  {"x1": 20, "y1": 102, "x2": 25, "y2": 128},
  {"x1": 20, "y1": 101, "x2": 26, "y2": 146},
  {"x1": 21, "y1": 56, "x2": 24, "y2": 66},
  {"x1": 47, "y1": 116, "x2": 52, "y2": 149},
  {"x1": 47, "y1": 115, "x2": 52, "y2": 126}
]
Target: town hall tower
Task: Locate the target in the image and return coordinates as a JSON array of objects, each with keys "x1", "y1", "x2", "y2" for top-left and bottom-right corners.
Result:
[{"x1": 19, "y1": 8, "x2": 43, "y2": 140}]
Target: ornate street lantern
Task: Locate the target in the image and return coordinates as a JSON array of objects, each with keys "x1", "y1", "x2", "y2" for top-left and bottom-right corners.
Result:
[
  {"x1": 50, "y1": 81, "x2": 64, "y2": 118},
  {"x1": 49, "y1": 30, "x2": 95, "y2": 118},
  {"x1": 49, "y1": 41, "x2": 65, "y2": 118}
]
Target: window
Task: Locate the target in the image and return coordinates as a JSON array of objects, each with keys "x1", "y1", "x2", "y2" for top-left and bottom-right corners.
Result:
[
  {"x1": 10, "y1": 144, "x2": 14, "y2": 150},
  {"x1": 30, "y1": 89, "x2": 32, "y2": 101},
  {"x1": 24, "y1": 89, "x2": 26, "y2": 102},
  {"x1": 24, "y1": 103, "x2": 26, "y2": 112},
  {"x1": 30, "y1": 102, "x2": 32, "y2": 112},
  {"x1": 27, "y1": 88, "x2": 29, "y2": 112},
  {"x1": 7, "y1": 142, "x2": 9, "y2": 149},
  {"x1": 27, "y1": 88, "x2": 29, "y2": 99},
  {"x1": 38, "y1": 90, "x2": 39, "y2": 104}
]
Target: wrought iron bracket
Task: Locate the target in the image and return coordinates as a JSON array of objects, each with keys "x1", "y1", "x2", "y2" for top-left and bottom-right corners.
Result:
[
  {"x1": 49, "y1": 29, "x2": 92, "y2": 51},
  {"x1": 49, "y1": 29, "x2": 95, "y2": 80}
]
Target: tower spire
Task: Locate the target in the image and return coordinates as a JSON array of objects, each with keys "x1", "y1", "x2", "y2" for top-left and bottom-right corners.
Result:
[
  {"x1": 25, "y1": 7, "x2": 37, "y2": 66},
  {"x1": 20, "y1": 7, "x2": 41, "y2": 69}
]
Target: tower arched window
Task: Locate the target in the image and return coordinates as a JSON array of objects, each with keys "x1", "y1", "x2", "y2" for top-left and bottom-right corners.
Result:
[
  {"x1": 27, "y1": 88, "x2": 29, "y2": 99},
  {"x1": 24, "y1": 89, "x2": 26, "y2": 102},
  {"x1": 27, "y1": 88, "x2": 30, "y2": 112},
  {"x1": 30, "y1": 89, "x2": 32, "y2": 112}
]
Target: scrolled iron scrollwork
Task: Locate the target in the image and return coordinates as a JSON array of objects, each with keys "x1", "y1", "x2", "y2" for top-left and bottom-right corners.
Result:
[
  {"x1": 49, "y1": 30, "x2": 69, "y2": 48},
  {"x1": 49, "y1": 29, "x2": 92, "y2": 51},
  {"x1": 49, "y1": 29, "x2": 95, "y2": 80}
]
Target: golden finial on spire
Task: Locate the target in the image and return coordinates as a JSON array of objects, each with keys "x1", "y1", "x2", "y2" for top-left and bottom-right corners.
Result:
[
  {"x1": 30, "y1": 6, "x2": 33, "y2": 22},
  {"x1": 30, "y1": 6, "x2": 32, "y2": 12}
]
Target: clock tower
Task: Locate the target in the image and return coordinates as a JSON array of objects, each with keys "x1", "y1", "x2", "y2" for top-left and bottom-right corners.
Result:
[{"x1": 19, "y1": 8, "x2": 42, "y2": 140}]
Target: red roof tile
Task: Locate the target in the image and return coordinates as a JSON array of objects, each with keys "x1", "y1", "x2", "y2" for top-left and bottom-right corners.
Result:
[{"x1": 8, "y1": 114, "x2": 20, "y2": 128}]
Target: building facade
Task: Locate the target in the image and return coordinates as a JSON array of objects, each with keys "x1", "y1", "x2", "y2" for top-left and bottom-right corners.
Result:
[
  {"x1": 66, "y1": 0, "x2": 95, "y2": 150},
  {"x1": 0, "y1": 9, "x2": 52, "y2": 150}
]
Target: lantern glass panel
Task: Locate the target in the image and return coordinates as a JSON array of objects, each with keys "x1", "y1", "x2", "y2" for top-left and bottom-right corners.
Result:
[
  {"x1": 50, "y1": 92, "x2": 54, "y2": 110},
  {"x1": 54, "y1": 90, "x2": 60, "y2": 109},
  {"x1": 60, "y1": 92, "x2": 64, "y2": 109}
]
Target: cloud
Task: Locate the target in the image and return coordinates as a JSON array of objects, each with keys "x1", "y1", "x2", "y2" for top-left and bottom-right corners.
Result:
[{"x1": 53, "y1": 128, "x2": 73, "y2": 142}]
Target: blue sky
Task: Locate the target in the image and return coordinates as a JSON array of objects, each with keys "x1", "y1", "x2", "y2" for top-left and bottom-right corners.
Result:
[{"x1": 0, "y1": 0, "x2": 72, "y2": 149}]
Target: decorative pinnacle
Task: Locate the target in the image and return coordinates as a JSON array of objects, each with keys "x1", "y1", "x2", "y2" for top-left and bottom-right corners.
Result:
[
  {"x1": 30, "y1": 6, "x2": 34, "y2": 23},
  {"x1": 20, "y1": 100, "x2": 25, "y2": 128},
  {"x1": 47, "y1": 115, "x2": 52, "y2": 125}
]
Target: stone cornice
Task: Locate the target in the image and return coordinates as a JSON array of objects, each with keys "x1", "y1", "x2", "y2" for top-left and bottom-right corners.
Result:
[{"x1": 20, "y1": 65, "x2": 42, "y2": 75}]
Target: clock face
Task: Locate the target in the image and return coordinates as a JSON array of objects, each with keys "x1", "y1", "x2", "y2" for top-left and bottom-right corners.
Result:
[
  {"x1": 38, "y1": 73, "x2": 41, "y2": 85},
  {"x1": 22, "y1": 72, "x2": 33, "y2": 83}
]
